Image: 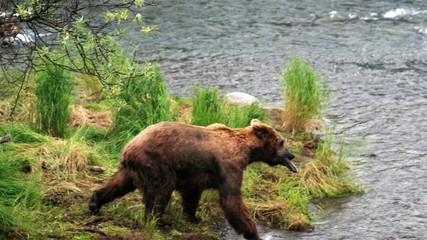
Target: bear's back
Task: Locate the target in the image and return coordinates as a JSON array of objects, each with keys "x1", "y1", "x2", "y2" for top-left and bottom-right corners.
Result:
[{"x1": 121, "y1": 122, "x2": 248, "y2": 161}]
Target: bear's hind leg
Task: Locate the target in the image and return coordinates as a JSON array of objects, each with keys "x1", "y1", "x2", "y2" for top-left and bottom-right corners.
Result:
[
  {"x1": 135, "y1": 169, "x2": 175, "y2": 227},
  {"x1": 141, "y1": 185, "x2": 174, "y2": 226},
  {"x1": 89, "y1": 167, "x2": 135, "y2": 214},
  {"x1": 180, "y1": 188, "x2": 203, "y2": 223}
]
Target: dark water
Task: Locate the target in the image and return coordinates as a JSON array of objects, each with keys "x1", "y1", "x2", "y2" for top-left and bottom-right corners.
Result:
[{"x1": 128, "y1": 1, "x2": 427, "y2": 239}]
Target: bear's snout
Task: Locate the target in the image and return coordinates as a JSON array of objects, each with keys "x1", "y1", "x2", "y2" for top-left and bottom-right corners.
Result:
[
  {"x1": 283, "y1": 149, "x2": 295, "y2": 160},
  {"x1": 287, "y1": 152, "x2": 295, "y2": 160}
]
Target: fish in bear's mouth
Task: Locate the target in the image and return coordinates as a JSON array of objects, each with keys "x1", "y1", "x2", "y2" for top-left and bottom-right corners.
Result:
[
  {"x1": 282, "y1": 158, "x2": 298, "y2": 173},
  {"x1": 280, "y1": 155, "x2": 298, "y2": 173}
]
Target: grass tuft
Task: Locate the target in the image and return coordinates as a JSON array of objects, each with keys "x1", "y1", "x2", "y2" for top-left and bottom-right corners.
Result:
[
  {"x1": 34, "y1": 58, "x2": 74, "y2": 138},
  {"x1": 282, "y1": 57, "x2": 326, "y2": 134},
  {"x1": 0, "y1": 123, "x2": 48, "y2": 144},
  {"x1": 191, "y1": 86, "x2": 222, "y2": 126},
  {"x1": 108, "y1": 63, "x2": 175, "y2": 153},
  {"x1": 299, "y1": 128, "x2": 363, "y2": 198},
  {"x1": 243, "y1": 163, "x2": 312, "y2": 230}
]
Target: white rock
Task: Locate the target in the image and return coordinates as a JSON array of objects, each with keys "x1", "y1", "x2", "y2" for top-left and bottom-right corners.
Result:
[{"x1": 225, "y1": 92, "x2": 259, "y2": 106}]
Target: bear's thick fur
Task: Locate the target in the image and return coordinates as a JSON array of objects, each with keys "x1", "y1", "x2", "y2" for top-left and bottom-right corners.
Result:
[{"x1": 89, "y1": 119, "x2": 296, "y2": 240}]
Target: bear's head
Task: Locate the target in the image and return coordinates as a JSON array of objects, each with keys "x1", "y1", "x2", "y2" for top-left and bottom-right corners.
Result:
[{"x1": 250, "y1": 119, "x2": 298, "y2": 173}]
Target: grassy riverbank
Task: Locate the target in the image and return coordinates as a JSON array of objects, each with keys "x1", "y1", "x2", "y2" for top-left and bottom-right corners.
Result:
[{"x1": 0, "y1": 62, "x2": 362, "y2": 239}]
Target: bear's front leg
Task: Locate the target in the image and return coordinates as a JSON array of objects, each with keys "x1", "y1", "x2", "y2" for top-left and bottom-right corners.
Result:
[
  {"x1": 219, "y1": 176, "x2": 261, "y2": 240},
  {"x1": 220, "y1": 192, "x2": 260, "y2": 240}
]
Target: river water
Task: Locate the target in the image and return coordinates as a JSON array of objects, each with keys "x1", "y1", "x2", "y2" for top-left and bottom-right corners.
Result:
[{"x1": 129, "y1": 1, "x2": 427, "y2": 239}]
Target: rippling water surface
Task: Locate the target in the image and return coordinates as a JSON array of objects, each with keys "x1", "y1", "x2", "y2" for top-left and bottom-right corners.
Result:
[{"x1": 129, "y1": 1, "x2": 427, "y2": 239}]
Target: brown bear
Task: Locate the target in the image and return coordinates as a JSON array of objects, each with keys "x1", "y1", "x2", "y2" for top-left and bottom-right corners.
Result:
[{"x1": 89, "y1": 119, "x2": 297, "y2": 240}]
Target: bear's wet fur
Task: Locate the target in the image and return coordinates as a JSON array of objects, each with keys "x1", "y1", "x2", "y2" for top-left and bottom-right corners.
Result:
[{"x1": 89, "y1": 119, "x2": 296, "y2": 240}]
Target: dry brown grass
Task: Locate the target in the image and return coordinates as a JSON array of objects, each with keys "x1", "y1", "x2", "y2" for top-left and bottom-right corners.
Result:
[
  {"x1": 69, "y1": 105, "x2": 112, "y2": 129},
  {"x1": 0, "y1": 96, "x2": 37, "y2": 123},
  {"x1": 269, "y1": 107, "x2": 322, "y2": 135},
  {"x1": 281, "y1": 106, "x2": 304, "y2": 135},
  {"x1": 299, "y1": 160, "x2": 339, "y2": 196},
  {"x1": 170, "y1": 99, "x2": 192, "y2": 123},
  {"x1": 0, "y1": 106, "x2": 6, "y2": 121},
  {"x1": 249, "y1": 201, "x2": 313, "y2": 231},
  {"x1": 282, "y1": 114, "x2": 323, "y2": 135},
  {"x1": 250, "y1": 201, "x2": 289, "y2": 226},
  {"x1": 298, "y1": 155, "x2": 360, "y2": 198},
  {"x1": 40, "y1": 139, "x2": 91, "y2": 178},
  {"x1": 13, "y1": 135, "x2": 103, "y2": 183},
  {"x1": 286, "y1": 212, "x2": 313, "y2": 231}
]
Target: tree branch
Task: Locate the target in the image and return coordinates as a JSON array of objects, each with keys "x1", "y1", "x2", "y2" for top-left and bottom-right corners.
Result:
[{"x1": 1, "y1": 0, "x2": 157, "y2": 118}]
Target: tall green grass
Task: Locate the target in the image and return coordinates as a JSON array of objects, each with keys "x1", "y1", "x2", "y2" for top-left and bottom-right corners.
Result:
[
  {"x1": 0, "y1": 143, "x2": 42, "y2": 237},
  {"x1": 282, "y1": 57, "x2": 325, "y2": 133},
  {"x1": 109, "y1": 63, "x2": 175, "y2": 152},
  {"x1": 1, "y1": 123, "x2": 48, "y2": 144},
  {"x1": 191, "y1": 86, "x2": 265, "y2": 127},
  {"x1": 34, "y1": 59, "x2": 73, "y2": 138},
  {"x1": 191, "y1": 87, "x2": 222, "y2": 126},
  {"x1": 225, "y1": 103, "x2": 266, "y2": 128}
]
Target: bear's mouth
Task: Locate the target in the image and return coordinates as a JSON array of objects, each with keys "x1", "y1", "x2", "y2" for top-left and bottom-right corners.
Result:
[{"x1": 281, "y1": 158, "x2": 298, "y2": 173}]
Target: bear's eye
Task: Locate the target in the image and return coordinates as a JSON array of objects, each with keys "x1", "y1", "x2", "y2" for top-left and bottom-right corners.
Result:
[{"x1": 278, "y1": 140, "x2": 284, "y2": 147}]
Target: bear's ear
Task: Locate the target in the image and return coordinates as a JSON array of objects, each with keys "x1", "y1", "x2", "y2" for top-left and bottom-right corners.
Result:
[
  {"x1": 250, "y1": 119, "x2": 265, "y2": 130},
  {"x1": 251, "y1": 119, "x2": 269, "y2": 138}
]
